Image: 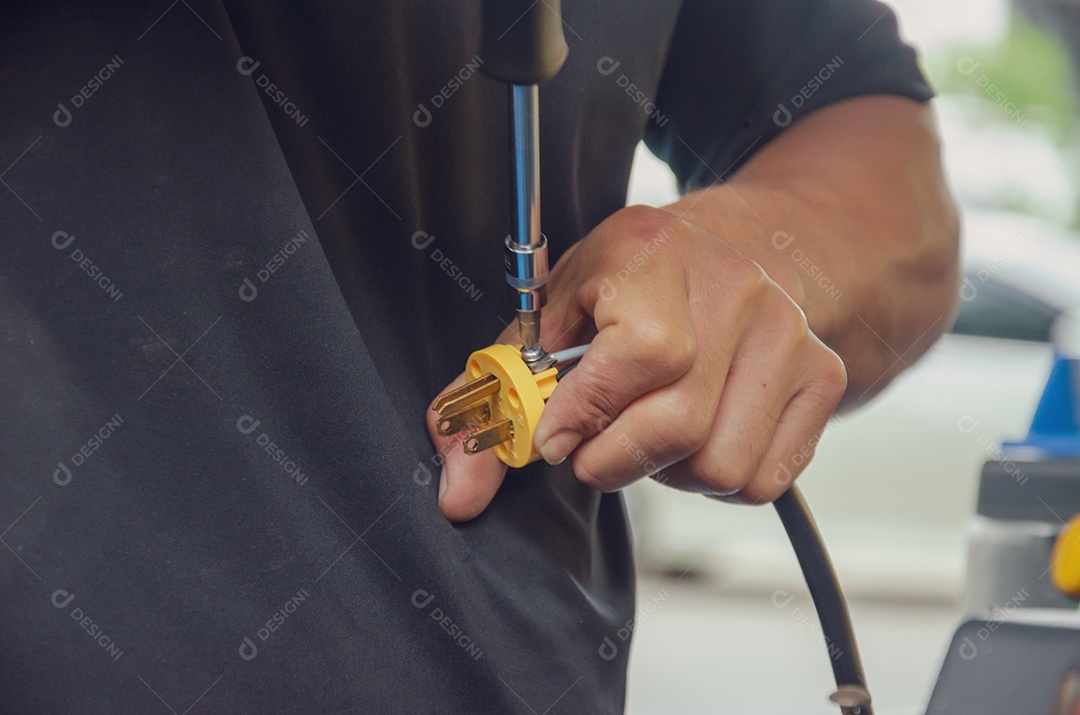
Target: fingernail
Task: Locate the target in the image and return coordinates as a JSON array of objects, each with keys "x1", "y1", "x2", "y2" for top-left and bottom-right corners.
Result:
[{"x1": 537, "y1": 431, "x2": 583, "y2": 465}]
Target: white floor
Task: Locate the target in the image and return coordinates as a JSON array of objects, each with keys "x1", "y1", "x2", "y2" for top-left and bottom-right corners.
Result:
[{"x1": 625, "y1": 575, "x2": 962, "y2": 715}]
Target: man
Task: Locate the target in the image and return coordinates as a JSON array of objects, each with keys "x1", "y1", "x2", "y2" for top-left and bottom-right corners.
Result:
[{"x1": 0, "y1": 1, "x2": 957, "y2": 712}]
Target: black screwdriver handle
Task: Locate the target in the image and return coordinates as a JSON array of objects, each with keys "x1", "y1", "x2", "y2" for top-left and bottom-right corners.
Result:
[{"x1": 481, "y1": 0, "x2": 568, "y2": 85}]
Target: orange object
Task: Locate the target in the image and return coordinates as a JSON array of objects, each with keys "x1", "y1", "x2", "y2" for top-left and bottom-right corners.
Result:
[{"x1": 1051, "y1": 514, "x2": 1080, "y2": 599}]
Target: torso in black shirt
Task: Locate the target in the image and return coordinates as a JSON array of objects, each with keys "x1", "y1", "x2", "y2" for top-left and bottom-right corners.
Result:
[{"x1": 0, "y1": 1, "x2": 929, "y2": 712}]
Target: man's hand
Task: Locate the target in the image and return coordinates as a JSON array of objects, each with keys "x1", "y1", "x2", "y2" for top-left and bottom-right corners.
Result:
[
  {"x1": 428, "y1": 96, "x2": 959, "y2": 522},
  {"x1": 429, "y1": 204, "x2": 846, "y2": 520}
]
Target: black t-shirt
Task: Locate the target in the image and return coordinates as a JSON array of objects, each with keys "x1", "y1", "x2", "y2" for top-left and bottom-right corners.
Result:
[{"x1": 0, "y1": 1, "x2": 930, "y2": 712}]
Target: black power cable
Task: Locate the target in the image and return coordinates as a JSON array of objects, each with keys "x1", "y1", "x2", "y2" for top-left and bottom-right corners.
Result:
[
  {"x1": 559, "y1": 353, "x2": 871, "y2": 711},
  {"x1": 774, "y1": 487, "x2": 874, "y2": 715}
]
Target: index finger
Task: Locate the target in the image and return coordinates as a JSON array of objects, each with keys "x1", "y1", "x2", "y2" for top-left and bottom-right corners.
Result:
[{"x1": 533, "y1": 242, "x2": 696, "y2": 464}]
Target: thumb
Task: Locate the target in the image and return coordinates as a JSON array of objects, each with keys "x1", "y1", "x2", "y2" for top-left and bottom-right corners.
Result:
[{"x1": 427, "y1": 371, "x2": 508, "y2": 522}]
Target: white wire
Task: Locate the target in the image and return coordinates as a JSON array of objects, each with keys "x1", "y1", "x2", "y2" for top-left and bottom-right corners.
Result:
[{"x1": 549, "y1": 343, "x2": 590, "y2": 364}]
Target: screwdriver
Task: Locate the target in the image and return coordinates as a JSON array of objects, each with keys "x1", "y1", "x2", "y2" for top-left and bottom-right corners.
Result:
[{"x1": 481, "y1": 0, "x2": 569, "y2": 372}]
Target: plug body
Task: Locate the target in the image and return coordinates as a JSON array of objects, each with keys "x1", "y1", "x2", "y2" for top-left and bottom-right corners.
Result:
[{"x1": 433, "y1": 344, "x2": 557, "y2": 468}]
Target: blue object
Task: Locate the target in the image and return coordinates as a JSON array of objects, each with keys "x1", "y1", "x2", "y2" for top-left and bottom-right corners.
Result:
[{"x1": 1004, "y1": 352, "x2": 1080, "y2": 457}]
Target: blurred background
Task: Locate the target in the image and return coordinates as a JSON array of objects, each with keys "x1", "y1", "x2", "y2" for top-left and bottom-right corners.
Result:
[{"x1": 621, "y1": 0, "x2": 1080, "y2": 712}]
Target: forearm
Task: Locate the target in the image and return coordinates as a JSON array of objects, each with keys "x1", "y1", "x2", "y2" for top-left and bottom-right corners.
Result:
[{"x1": 663, "y1": 96, "x2": 960, "y2": 407}]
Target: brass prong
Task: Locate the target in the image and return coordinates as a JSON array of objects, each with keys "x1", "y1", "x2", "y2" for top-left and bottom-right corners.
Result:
[
  {"x1": 437, "y1": 402, "x2": 491, "y2": 437},
  {"x1": 463, "y1": 419, "x2": 513, "y2": 455},
  {"x1": 432, "y1": 373, "x2": 500, "y2": 416}
]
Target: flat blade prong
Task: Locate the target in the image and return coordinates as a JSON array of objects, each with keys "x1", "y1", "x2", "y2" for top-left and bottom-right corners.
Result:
[
  {"x1": 437, "y1": 402, "x2": 491, "y2": 437},
  {"x1": 463, "y1": 419, "x2": 513, "y2": 455},
  {"x1": 432, "y1": 373, "x2": 500, "y2": 416}
]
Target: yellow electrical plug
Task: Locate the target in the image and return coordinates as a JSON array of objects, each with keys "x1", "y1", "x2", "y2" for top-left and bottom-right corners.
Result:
[{"x1": 432, "y1": 343, "x2": 558, "y2": 468}]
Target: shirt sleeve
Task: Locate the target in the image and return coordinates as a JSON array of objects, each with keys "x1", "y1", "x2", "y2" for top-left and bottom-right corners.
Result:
[{"x1": 644, "y1": 0, "x2": 934, "y2": 191}]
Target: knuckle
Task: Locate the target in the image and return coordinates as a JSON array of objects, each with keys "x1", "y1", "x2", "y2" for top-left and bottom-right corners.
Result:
[
  {"x1": 805, "y1": 347, "x2": 848, "y2": 410},
  {"x1": 558, "y1": 373, "x2": 623, "y2": 435},
  {"x1": 733, "y1": 475, "x2": 789, "y2": 505},
  {"x1": 614, "y1": 208, "x2": 686, "y2": 267},
  {"x1": 769, "y1": 293, "x2": 810, "y2": 340},
  {"x1": 726, "y1": 253, "x2": 772, "y2": 298},
  {"x1": 786, "y1": 309, "x2": 811, "y2": 342},
  {"x1": 624, "y1": 318, "x2": 696, "y2": 378},
  {"x1": 689, "y1": 434, "x2": 765, "y2": 496},
  {"x1": 703, "y1": 464, "x2": 753, "y2": 497},
  {"x1": 646, "y1": 398, "x2": 712, "y2": 459},
  {"x1": 617, "y1": 204, "x2": 675, "y2": 236},
  {"x1": 572, "y1": 458, "x2": 619, "y2": 493},
  {"x1": 686, "y1": 416, "x2": 773, "y2": 496},
  {"x1": 818, "y1": 350, "x2": 849, "y2": 397},
  {"x1": 593, "y1": 205, "x2": 677, "y2": 254}
]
